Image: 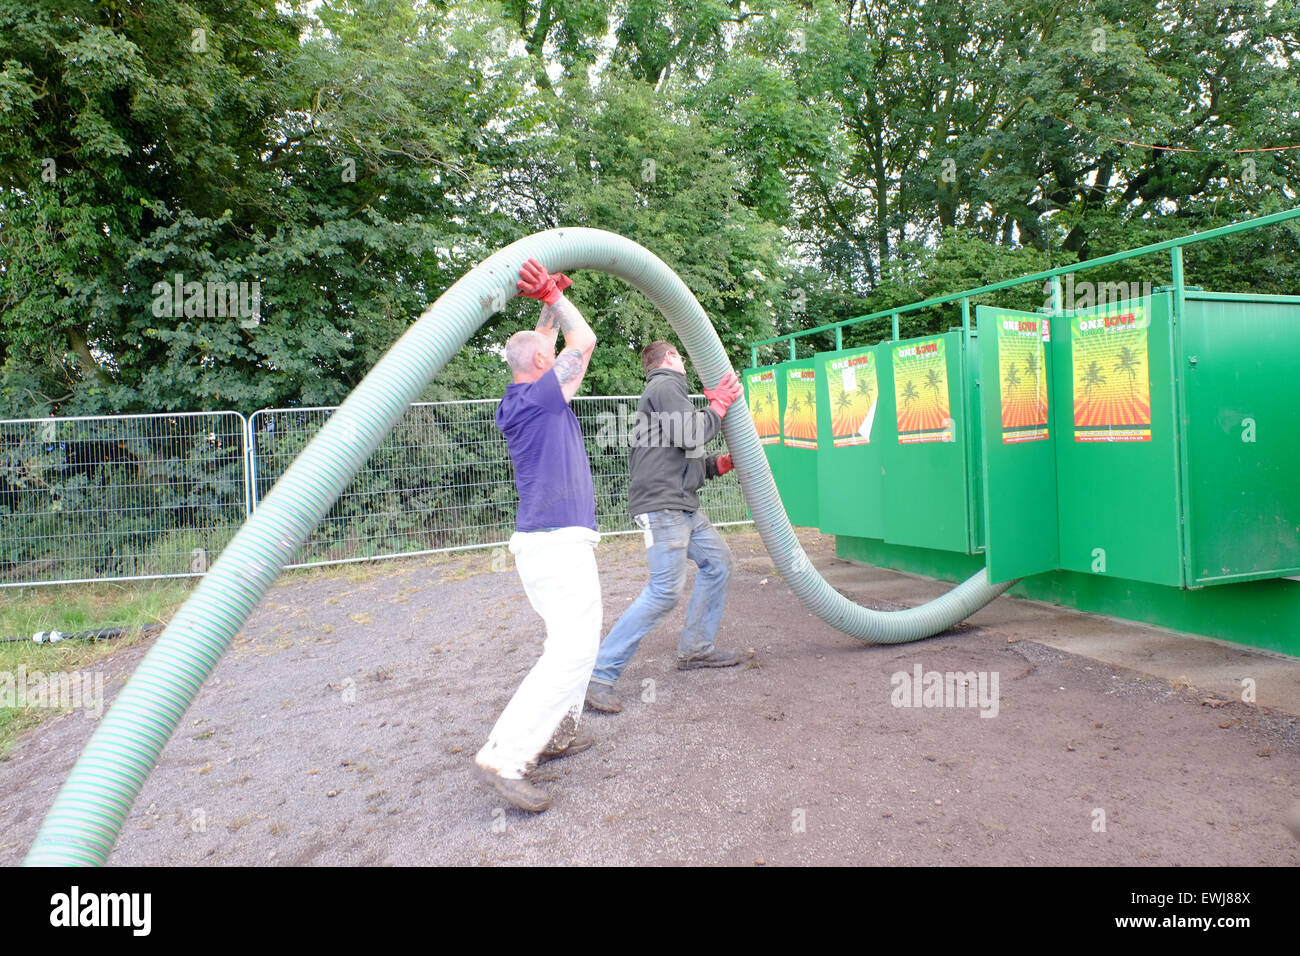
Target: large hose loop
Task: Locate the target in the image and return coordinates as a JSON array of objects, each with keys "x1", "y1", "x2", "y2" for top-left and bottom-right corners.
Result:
[{"x1": 25, "y1": 228, "x2": 1010, "y2": 865}]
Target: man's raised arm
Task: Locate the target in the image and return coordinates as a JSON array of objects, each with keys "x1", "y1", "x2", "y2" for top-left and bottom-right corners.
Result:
[
  {"x1": 540, "y1": 297, "x2": 596, "y2": 402},
  {"x1": 518, "y1": 258, "x2": 597, "y2": 402}
]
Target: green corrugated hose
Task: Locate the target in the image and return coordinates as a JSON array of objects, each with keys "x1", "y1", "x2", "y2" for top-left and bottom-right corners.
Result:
[{"x1": 24, "y1": 228, "x2": 1012, "y2": 865}]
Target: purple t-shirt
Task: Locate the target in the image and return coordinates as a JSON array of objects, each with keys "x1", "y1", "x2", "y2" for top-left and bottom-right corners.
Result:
[{"x1": 496, "y1": 369, "x2": 597, "y2": 533}]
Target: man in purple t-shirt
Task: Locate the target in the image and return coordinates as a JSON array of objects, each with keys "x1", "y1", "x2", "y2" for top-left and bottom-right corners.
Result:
[{"x1": 474, "y1": 258, "x2": 601, "y2": 813}]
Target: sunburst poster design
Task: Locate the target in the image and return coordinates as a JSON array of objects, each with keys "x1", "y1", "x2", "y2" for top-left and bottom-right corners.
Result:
[
  {"x1": 893, "y1": 339, "x2": 953, "y2": 444},
  {"x1": 825, "y1": 349, "x2": 878, "y2": 447},
  {"x1": 746, "y1": 369, "x2": 780, "y2": 445},
  {"x1": 997, "y1": 315, "x2": 1049, "y2": 444},
  {"x1": 1071, "y1": 305, "x2": 1151, "y2": 443},
  {"x1": 782, "y1": 368, "x2": 818, "y2": 449}
]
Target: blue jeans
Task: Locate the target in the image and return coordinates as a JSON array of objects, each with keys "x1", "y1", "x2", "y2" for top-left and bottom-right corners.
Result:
[{"x1": 590, "y1": 510, "x2": 733, "y2": 686}]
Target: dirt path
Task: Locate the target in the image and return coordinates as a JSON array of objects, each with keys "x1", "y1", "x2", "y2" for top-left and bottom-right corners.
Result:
[{"x1": 2, "y1": 530, "x2": 1296, "y2": 866}]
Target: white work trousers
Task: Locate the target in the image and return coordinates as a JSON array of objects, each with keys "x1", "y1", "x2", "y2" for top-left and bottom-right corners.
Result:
[{"x1": 475, "y1": 526, "x2": 602, "y2": 779}]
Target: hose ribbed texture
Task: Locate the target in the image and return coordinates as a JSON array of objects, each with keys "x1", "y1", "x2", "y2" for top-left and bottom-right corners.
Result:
[{"x1": 24, "y1": 228, "x2": 1010, "y2": 865}]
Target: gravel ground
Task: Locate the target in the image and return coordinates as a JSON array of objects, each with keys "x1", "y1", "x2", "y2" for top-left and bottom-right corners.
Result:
[{"x1": 2, "y1": 528, "x2": 1297, "y2": 866}]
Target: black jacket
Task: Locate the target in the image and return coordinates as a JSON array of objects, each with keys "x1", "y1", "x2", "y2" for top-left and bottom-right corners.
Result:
[{"x1": 626, "y1": 368, "x2": 723, "y2": 515}]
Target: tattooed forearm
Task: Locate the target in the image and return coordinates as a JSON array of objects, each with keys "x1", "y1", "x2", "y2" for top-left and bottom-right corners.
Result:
[
  {"x1": 553, "y1": 348, "x2": 586, "y2": 386},
  {"x1": 537, "y1": 295, "x2": 595, "y2": 383},
  {"x1": 537, "y1": 297, "x2": 581, "y2": 334}
]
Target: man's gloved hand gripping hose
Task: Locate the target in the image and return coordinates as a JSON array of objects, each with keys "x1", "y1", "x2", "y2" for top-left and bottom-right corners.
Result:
[{"x1": 24, "y1": 228, "x2": 1011, "y2": 866}]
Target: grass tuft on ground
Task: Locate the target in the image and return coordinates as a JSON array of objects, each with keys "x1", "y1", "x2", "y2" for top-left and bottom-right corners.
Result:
[{"x1": 0, "y1": 580, "x2": 196, "y2": 754}]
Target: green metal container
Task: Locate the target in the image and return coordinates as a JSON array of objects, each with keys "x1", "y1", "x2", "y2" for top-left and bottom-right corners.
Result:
[
  {"x1": 743, "y1": 365, "x2": 783, "y2": 502},
  {"x1": 744, "y1": 363, "x2": 818, "y2": 528},
  {"x1": 815, "y1": 345, "x2": 885, "y2": 538},
  {"x1": 877, "y1": 331, "x2": 977, "y2": 553},
  {"x1": 980, "y1": 294, "x2": 1184, "y2": 586},
  {"x1": 1178, "y1": 292, "x2": 1300, "y2": 586},
  {"x1": 1055, "y1": 293, "x2": 1184, "y2": 586},
  {"x1": 753, "y1": 209, "x2": 1300, "y2": 654},
  {"x1": 978, "y1": 306, "x2": 1061, "y2": 583},
  {"x1": 836, "y1": 533, "x2": 1300, "y2": 655},
  {"x1": 979, "y1": 289, "x2": 1300, "y2": 593},
  {"x1": 777, "y1": 358, "x2": 821, "y2": 527}
]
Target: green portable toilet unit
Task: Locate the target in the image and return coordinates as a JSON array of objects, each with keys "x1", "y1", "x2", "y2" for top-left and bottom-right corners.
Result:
[
  {"x1": 745, "y1": 360, "x2": 820, "y2": 527},
  {"x1": 877, "y1": 332, "x2": 979, "y2": 554},
  {"x1": 977, "y1": 290, "x2": 1300, "y2": 653},
  {"x1": 778, "y1": 358, "x2": 820, "y2": 527},
  {"x1": 815, "y1": 345, "x2": 886, "y2": 539}
]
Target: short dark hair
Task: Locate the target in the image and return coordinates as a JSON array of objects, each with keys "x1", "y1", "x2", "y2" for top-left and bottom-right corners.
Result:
[{"x1": 641, "y1": 340, "x2": 677, "y2": 376}]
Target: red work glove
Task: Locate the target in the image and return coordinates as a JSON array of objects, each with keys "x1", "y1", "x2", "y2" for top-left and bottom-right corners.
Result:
[
  {"x1": 716, "y1": 454, "x2": 734, "y2": 475},
  {"x1": 704, "y1": 371, "x2": 743, "y2": 418},
  {"x1": 517, "y1": 258, "x2": 572, "y2": 304}
]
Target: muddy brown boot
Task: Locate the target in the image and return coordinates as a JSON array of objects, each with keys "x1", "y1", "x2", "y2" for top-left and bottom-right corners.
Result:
[
  {"x1": 476, "y1": 764, "x2": 551, "y2": 812},
  {"x1": 585, "y1": 680, "x2": 623, "y2": 713},
  {"x1": 677, "y1": 647, "x2": 747, "y2": 670},
  {"x1": 538, "y1": 728, "x2": 595, "y2": 763}
]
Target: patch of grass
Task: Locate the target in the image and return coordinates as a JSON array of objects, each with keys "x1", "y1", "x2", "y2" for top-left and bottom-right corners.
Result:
[
  {"x1": 0, "y1": 580, "x2": 194, "y2": 756},
  {"x1": 0, "y1": 580, "x2": 194, "y2": 642}
]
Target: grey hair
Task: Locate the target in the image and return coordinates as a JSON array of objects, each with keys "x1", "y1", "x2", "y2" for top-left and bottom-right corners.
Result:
[{"x1": 505, "y1": 330, "x2": 547, "y2": 374}]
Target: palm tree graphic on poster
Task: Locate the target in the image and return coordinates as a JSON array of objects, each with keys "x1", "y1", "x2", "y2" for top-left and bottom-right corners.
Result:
[
  {"x1": 826, "y1": 349, "x2": 878, "y2": 447},
  {"x1": 1004, "y1": 361, "x2": 1022, "y2": 393},
  {"x1": 924, "y1": 367, "x2": 943, "y2": 402},
  {"x1": 893, "y1": 338, "x2": 951, "y2": 443},
  {"x1": 1028, "y1": 351, "x2": 1046, "y2": 410},
  {"x1": 782, "y1": 368, "x2": 818, "y2": 448},
  {"x1": 1082, "y1": 361, "x2": 1106, "y2": 397},
  {"x1": 1113, "y1": 346, "x2": 1141, "y2": 396},
  {"x1": 1071, "y1": 305, "x2": 1152, "y2": 442},
  {"x1": 746, "y1": 371, "x2": 780, "y2": 444}
]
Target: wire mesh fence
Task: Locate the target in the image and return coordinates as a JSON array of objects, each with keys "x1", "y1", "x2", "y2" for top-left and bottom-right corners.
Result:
[
  {"x1": 250, "y1": 401, "x2": 517, "y2": 566},
  {"x1": 0, "y1": 412, "x2": 249, "y2": 587},
  {"x1": 0, "y1": 397, "x2": 751, "y2": 585},
  {"x1": 250, "y1": 396, "x2": 750, "y2": 569}
]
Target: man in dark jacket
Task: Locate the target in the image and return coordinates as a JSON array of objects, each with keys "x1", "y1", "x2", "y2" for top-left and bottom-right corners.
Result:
[{"x1": 585, "y1": 341, "x2": 746, "y2": 714}]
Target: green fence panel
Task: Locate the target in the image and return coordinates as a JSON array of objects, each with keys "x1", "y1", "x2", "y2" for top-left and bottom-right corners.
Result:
[
  {"x1": 1052, "y1": 293, "x2": 1183, "y2": 587},
  {"x1": 879, "y1": 331, "x2": 972, "y2": 552},
  {"x1": 1180, "y1": 292, "x2": 1300, "y2": 586},
  {"x1": 977, "y1": 307, "x2": 1060, "y2": 583},
  {"x1": 814, "y1": 345, "x2": 885, "y2": 538}
]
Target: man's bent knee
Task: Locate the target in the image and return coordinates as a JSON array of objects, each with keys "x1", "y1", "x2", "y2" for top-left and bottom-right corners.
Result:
[{"x1": 644, "y1": 573, "x2": 686, "y2": 612}]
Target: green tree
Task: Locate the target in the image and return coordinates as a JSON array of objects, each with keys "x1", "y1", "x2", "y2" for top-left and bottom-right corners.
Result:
[{"x1": 0, "y1": 0, "x2": 529, "y2": 414}]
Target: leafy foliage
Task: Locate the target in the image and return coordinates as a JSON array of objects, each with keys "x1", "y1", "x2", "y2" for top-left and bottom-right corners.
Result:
[{"x1": 2, "y1": 0, "x2": 1299, "y2": 417}]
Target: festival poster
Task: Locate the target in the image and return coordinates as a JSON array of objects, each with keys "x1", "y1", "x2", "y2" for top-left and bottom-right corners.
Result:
[
  {"x1": 745, "y1": 369, "x2": 780, "y2": 445},
  {"x1": 782, "y1": 367, "x2": 818, "y2": 449},
  {"x1": 1071, "y1": 305, "x2": 1151, "y2": 443},
  {"x1": 826, "y1": 349, "x2": 878, "y2": 447},
  {"x1": 996, "y1": 315, "x2": 1049, "y2": 444},
  {"x1": 893, "y1": 339, "x2": 954, "y2": 444}
]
